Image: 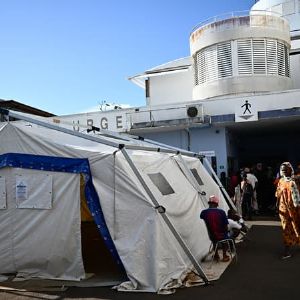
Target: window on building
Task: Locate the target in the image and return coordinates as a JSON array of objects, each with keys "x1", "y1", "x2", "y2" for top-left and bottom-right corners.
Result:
[{"x1": 145, "y1": 79, "x2": 150, "y2": 98}]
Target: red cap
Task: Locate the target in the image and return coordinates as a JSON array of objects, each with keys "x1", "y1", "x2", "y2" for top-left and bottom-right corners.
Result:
[{"x1": 208, "y1": 195, "x2": 219, "y2": 205}]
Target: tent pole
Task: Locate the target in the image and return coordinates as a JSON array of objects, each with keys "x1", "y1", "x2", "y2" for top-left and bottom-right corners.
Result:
[
  {"x1": 0, "y1": 108, "x2": 121, "y2": 148},
  {"x1": 130, "y1": 136, "x2": 204, "y2": 158},
  {"x1": 0, "y1": 108, "x2": 204, "y2": 159},
  {"x1": 119, "y1": 146, "x2": 209, "y2": 285},
  {"x1": 176, "y1": 154, "x2": 208, "y2": 206},
  {"x1": 202, "y1": 157, "x2": 236, "y2": 210}
]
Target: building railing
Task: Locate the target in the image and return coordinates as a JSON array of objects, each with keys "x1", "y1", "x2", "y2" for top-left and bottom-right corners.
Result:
[{"x1": 190, "y1": 10, "x2": 283, "y2": 35}]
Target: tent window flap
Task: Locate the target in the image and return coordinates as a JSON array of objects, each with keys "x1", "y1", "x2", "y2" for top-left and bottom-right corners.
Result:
[
  {"x1": 148, "y1": 172, "x2": 175, "y2": 195},
  {"x1": 190, "y1": 168, "x2": 204, "y2": 186}
]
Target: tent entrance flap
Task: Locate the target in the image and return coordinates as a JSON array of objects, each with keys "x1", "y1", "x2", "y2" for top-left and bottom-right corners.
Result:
[
  {"x1": 81, "y1": 221, "x2": 126, "y2": 283},
  {"x1": 80, "y1": 181, "x2": 126, "y2": 283}
]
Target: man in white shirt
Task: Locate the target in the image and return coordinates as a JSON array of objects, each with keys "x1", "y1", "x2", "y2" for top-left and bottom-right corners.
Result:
[
  {"x1": 228, "y1": 218, "x2": 242, "y2": 239},
  {"x1": 244, "y1": 167, "x2": 259, "y2": 213}
]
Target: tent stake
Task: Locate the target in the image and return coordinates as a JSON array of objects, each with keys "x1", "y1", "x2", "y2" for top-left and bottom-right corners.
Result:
[{"x1": 120, "y1": 147, "x2": 209, "y2": 285}]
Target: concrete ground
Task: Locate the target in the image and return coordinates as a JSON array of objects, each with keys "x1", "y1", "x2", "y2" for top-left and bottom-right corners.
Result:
[{"x1": 1, "y1": 218, "x2": 300, "y2": 300}]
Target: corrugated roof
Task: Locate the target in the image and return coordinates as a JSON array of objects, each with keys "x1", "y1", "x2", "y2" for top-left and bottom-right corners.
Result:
[{"x1": 0, "y1": 100, "x2": 55, "y2": 117}]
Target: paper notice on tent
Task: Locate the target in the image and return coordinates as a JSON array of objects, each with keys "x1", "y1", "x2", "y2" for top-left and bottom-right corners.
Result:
[
  {"x1": 16, "y1": 179, "x2": 28, "y2": 202},
  {"x1": 15, "y1": 174, "x2": 53, "y2": 209}
]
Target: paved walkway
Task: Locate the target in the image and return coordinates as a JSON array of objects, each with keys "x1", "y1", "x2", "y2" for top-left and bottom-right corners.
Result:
[{"x1": 1, "y1": 220, "x2": 300, "y2": 300}]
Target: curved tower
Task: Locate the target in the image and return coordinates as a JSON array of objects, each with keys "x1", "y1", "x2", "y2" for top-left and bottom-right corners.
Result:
[
  {"x1": 251, "y1": 0, "x2": 300, "y2": 89},
  {"x1": 190, "y1": 11, "x2": 292, "y2": 100},
  {"x1": 252, "y1": 0, "x2": 300, "y2": 46}
]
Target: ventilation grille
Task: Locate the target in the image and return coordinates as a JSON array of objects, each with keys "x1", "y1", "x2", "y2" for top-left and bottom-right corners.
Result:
[
  {"x1": 266, "y1": 40, "x2": 278, "y2": 75},
  {"x1": 194, "y1": 42, "x2": 232, "y2": 85},
  {"x1": 194, "y1": 38, "x2": 290, "y2": 86},
  {"x1": 237, "y1": 40, "x2": 252, "y2": 75},
  {"x1": 237, "y1": 38, "x2": 290, "y2": 77}
]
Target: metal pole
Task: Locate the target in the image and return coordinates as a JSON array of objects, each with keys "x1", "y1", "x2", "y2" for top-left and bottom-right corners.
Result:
[
  {"x1": 0, "y1": 108, "x2": 203, "y2": 159},
  {"x1": 203, "y1": 157, "x2": 236, "y2": 209},
  {"x1": 176, "y1": 154, "x2": 208, "y2": 206},
  {"x1": 120, "y1": 146, "x2": 209, "y2": 284},
  {"x1": 0, "y1": 108, "x2": 121, "y2": 148}
]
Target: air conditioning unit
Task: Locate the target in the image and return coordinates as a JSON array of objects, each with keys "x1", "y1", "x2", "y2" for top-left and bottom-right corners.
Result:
[{"x1": 186, "y1": 104, "x2": 203, "y2": 119}]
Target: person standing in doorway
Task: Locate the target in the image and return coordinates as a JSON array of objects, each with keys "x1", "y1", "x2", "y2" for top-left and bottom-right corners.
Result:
[
  {"x1": 254, "y1": 163, "x2": 269, "y2": 213},
  {"x1": 275, "y1": 162, "x2": 300, "y2": 259},
  {"x1": 244, "y1": 167, "x2": 258, "y2": 214},
  {"x1": 241, "y1": 173, "x2": 254, "y2": 220}
]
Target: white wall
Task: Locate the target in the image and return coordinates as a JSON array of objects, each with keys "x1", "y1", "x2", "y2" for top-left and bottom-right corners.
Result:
[
  {"x1": 149, "y1": 69, "x2": 193, "y2": 106},
  {"x1": 141, "y1": 126, "x2": 228, "y2": 176},
  {"x1": 251, "y1": 0, "x2": 300, "y2": 35},
  {"x1": 290, "y1": 53, "x2": 300, "y2": 89},
  {"x1": 140, "y1": 129, "x2": 189, "y2": 150},
  {"x1": 189, "y1": 127, "x2": 228, "y2": 175}
]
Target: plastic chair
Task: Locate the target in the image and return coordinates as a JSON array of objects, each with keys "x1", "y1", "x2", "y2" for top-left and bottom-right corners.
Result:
[
  {"x1": 204, "y1": 223, "x2": 238, "y2": 264},
  {"x1": 211, "y1": 238, "x2": 237, "y2": 263}
]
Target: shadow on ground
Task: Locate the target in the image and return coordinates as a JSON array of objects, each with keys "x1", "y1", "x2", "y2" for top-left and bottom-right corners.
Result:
[{"x1": 1, "y1": 221, "x2": 300, "y2": 300}]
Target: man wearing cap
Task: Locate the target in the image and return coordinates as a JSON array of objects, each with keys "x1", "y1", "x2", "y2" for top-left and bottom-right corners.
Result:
[{"x1": 200, "y1": 195, "x2": 230, "y2": 262}]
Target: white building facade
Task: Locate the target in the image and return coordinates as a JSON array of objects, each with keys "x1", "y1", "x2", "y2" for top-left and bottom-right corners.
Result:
[{"x1": 59, "y1": 0, "x2": 300, "y2": 176}]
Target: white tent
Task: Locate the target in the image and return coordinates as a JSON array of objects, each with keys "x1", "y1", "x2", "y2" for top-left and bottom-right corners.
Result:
[{"x1": 0, "y1": 112, "x2": 231, "y2": 293}]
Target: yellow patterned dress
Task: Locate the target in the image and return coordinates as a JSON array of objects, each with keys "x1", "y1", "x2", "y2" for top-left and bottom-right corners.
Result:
[{"x1": 276, "y1": 178, "x2": 300, "y2": 246}]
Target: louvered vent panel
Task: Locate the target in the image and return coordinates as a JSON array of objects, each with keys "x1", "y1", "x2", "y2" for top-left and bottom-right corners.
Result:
[
  {"x1": 205, "y1": 46, "x2": 218, "y2": 82},
  {"x1": 195, "y1": 51, "x2": 206, "y2": 85},
  {"x1": 217, "y1": 42, "x2": 233, "y2": 78},
  {"x1": 237, "y1": 40, "x2": 252, "y2": 75},
  {"x1": 193, "y1": 37, "x2": 290, "y2": 86},
  {"x1": 266, "y1": 40, "x2": 278, "y2": 75},
  {"x1": 284, "y1": 45, "x2": 290, "y2": 77},
  {"x1": 193, "y1": 56, "x2": 199, "y2": 85},
  {"x1": 277, "y1": 41, "x2": 286, "y2": 76},
  {"x1": 253, "y1": 39, "x2": 266, "y2": 74}
]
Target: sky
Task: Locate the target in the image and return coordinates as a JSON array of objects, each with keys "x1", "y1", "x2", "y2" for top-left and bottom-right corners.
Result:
[{"x1": 0, "y1": 0, "x2": 255, "y2": 115}]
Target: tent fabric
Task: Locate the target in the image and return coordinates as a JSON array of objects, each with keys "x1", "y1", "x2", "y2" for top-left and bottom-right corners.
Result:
[
  {"x1": 112, "y1": 150, "x2": 229, "y2": 292},
  {"x1": 0, "y1": 121, "x2": 231, "y2": 293},
  {"x1": 0, "y1": 152, "x2": 124, "y2": 276},
  {"x1": 0, "y1": 167, "x2": 84, "y2": 280}
]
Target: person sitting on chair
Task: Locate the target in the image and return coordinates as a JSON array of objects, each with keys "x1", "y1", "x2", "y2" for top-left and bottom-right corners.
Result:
[
  {"x1": 227, "y1": 209, "x2": 242, "y2": 240},
  {"x1": 200, "y1": 195, "x2": 230, "y2": 262}
]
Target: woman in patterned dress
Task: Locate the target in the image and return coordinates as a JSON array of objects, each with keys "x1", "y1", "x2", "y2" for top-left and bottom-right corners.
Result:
[{"x1": 275, "y1": 162, "x2": 300, "y2": 259}]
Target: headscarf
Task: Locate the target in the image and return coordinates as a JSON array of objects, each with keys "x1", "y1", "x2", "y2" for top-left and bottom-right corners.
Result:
[
  {"x1": 280, "y1": 162, "x2": 294, "y2": 178},
  {"x1": 280, "y1": 162, "x2": 300, "y2": 207}
]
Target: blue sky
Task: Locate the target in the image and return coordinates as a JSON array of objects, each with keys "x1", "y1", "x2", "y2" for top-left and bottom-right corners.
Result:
[{"x1": 0, "y1": 0, "x2": 255, "y2": 115}]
